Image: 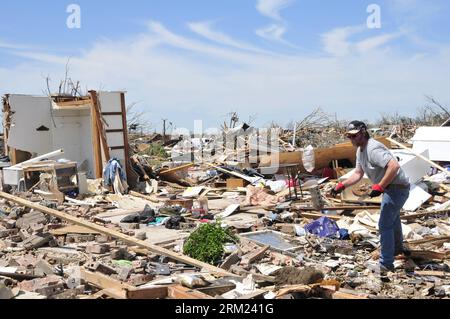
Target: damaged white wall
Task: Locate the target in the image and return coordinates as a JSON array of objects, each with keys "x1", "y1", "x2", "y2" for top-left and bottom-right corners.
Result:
[
  {"x1": 7, "y1": 95, "x2": 53, "y2": 154},
  {"x1": 98, "y1": 91, "x2": 127, "y2": 169},
  {"x1": 5, "y1": 92, "x2": 128, "y2": 179},
  {"x1": 51, "y1": 107, "x2": 94, "y2": 177}
]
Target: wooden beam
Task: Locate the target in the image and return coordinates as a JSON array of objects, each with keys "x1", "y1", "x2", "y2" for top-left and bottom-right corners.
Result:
[
  {"x1": 387, "y1": 137, "x2": 450, "y2": 177},
  {"x1": 80, "y1": 269, "x2": 133, "y2": 299},
  {"x1": 401, "y1": 209, "x2": 450, "y2": 220},
  {"x1": 102, "y1": 112, "x2": 123, "y2": 116},
  {"x1": 96, "y1": 288, "x2": 127, "y2": 299},
  {"x1": 159, "y1": 163, "x2": 195, "y2": 175},
  {"x1": 406, "y1": 236, "x2": 450, "y2": 246},
  {"x1": 414, "y1": 270, "x2": 449, "y2": 278},
  {"x1": 296, "y1": 205, "x2": 380, "y2": 211},
  {"x1": 90, "y1": 93, "x2": 103, "y2": 178},
  {"x1": 240, "y1": 245, "x2": 269, "y2": 265},
  {"x1": 299, "y1": 212, "x2": 342, "y2": 221},
  {"x1": 54, "y1": 99, "x2": 92, "y2": 107},
  {"x1": 120, "y1": 92, "x2": 132, "y2": 186},
  {"x1": 126, "y1": 286, "x2": 169, "y2": 299},
  {"x1": 167, "y1": 285, "x2": 213, "y2": 299},
  {"x1": 81, "y1": 269, "x2": 134, "y2": 290},
  {"x1": 129, "y1": 191, "x2": 160, "y2": 203},
  {"x1": 257, "y1": 137, "x2": 390, "y2": 172},
  {"x1": 330, "y1": 290, "x2": 368, "y2": 299},
  {"x1": 106, "y1": 129, "x2": 124, "y2": 133},
  {"x1": 89, "y1": 90, "x2": 111, "y2": 163},
  {"x1": 0, "y1": 191, "x2": 237, "y2": 277}
]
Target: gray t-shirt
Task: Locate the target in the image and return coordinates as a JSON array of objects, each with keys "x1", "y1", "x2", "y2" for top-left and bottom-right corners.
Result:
[{"x1": 356, "y1": 139, "x2": 409, "y2": 186}]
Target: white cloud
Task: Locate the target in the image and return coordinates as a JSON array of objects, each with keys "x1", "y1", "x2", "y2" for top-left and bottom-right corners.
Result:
[
  {"x1": 0, "y1": 41, "x2": 32, "y2": 50},
  {"x1": 256, "y1": 0, "x2": 294, "y2": 21},
  {"x1": 322, "y1": 26, "x2": 403, "y2": 56},
  {"x1": 1, "y1": 22, "x2": 450, "y2": 129},
  {"x1": 187, "y1": 21, "x2": 272, "y2": 54},
  {"x1": 255, "y1": 0, "x2": 296, "y2": 46},
  {"x1": 256, "y1": 24, "x2": 286, "y2": 41},
  {"x1": 321, "y1": 26, "x2": 365, "y2": 57},
  {"x1": 355, "y1": 32, "x2": 403, "y2": 53}
]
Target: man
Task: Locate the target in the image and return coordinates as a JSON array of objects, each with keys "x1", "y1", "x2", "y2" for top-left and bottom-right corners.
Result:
[{"x1": 331, "y1": 121, "x2": 410, "y2": 273}]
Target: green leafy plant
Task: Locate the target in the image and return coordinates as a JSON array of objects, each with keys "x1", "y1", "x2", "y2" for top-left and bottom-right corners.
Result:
[
  {"x1": 141, "y1": 143, "x2": 168, "y2": 158},
  {"x1": 183, "y1": 222, "x2": 238, "y2": 265}
]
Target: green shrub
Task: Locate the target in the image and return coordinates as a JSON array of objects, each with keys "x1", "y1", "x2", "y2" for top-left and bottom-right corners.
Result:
[
  {"x1": 183, "y1": 222, "x2": 238, "y2": 265},
  {"x1": 141, "y1": 143, "x2": 168, "y2": 158}
]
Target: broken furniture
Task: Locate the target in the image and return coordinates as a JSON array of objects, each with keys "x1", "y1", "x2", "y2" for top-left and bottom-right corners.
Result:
[{"x1": 22, "y1": 161, "x2": 79, "y2": 194}]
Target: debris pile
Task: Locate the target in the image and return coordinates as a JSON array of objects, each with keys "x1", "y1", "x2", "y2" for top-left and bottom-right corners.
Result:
[{"x1": 1, "y1": 92, "x2": 450, "y2": 299}]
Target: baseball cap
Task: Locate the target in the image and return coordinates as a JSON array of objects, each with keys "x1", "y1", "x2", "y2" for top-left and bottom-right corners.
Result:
[{"x1": 346, "y1": 121, "x2": 367, "y2": 135}]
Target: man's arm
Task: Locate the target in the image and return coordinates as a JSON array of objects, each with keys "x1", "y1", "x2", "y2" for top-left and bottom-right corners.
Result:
[
  {"x1": 342, "y1": 166, "x2": 364, "y2": 188},
  {"x1": 378, "y1": 159, "x2": 400, "y2": 189}
]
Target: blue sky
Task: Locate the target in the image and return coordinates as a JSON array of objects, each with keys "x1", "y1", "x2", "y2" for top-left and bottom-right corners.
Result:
[{"x1": 1, "y1": 0, "x2": 450, "y2": 132}]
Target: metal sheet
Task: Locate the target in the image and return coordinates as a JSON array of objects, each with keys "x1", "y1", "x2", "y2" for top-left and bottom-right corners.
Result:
[{"x1": 240, "y1": 230, "x2": 302, "y2": 252}]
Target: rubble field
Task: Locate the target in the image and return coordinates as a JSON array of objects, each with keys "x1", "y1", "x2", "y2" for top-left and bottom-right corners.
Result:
[{"x1": 1, "y1": 93, "x2": 450, "y2": 300}]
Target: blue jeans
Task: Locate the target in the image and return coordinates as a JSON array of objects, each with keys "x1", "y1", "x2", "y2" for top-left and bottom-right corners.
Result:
[{"x1": 378, "y1": 187, "x2": 410, "y2": 268}]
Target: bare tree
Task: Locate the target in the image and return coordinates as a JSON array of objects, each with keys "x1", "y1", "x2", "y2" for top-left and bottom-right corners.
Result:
[{"x1": 126, "y1": 102, "x2": 154, "y2": 134}]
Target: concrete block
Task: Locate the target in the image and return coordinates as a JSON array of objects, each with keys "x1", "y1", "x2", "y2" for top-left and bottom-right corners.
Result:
[
  {"x1": 3, "y1": 220, "x2": 16, "y2": 229},
  {"x1": 34, "y1": 259, "x2": 55, "y2": 276},
  {"x1": 118, "y1": 267, "x2": 133, "y2": 281},
  {"x1": 90, "y1": 262, "x2": 117, "y2": 276},
  {"x1": 16, "y1": 210, "x2": 47, "y2": 229},
  {"x1": 21, "y1": 233, "x2": 52, "y2": 250},
  {"x1": 128, "y1": 274, "x2": 154, "y2": 286},
  {"x1": 18, "y1": 229, "x2": 30, "y2": 241},
  {"x1": 30, "y1": 223, "x2": 45, "y2": 234},
  {"x1": 0, "y1": 284, "x2": 14, "y2": 300},
  {"x1": 110, "y1": 248, "x2": 135, "y2": 261},
  {"x1": 86, "y1": 244, "x2": 110, "y2": 254},
  {"x1": 0, "y1": 226, "x2": 10, "y2": 238}
]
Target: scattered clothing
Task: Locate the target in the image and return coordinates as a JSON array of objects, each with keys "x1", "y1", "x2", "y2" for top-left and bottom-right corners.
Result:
[
  {"x1": 103, "y1": 157, "x2": 128, "y2": 195},
  {"x1": 120, "y1": 205, "x2": 156, "y2": 224}
]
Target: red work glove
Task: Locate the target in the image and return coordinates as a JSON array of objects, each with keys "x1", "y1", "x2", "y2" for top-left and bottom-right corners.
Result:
[
  {"x1": 330, "y1": 182, "x2": 345, "y2": 197},
  {"x1": 369, "y1": 184, "x2": 384, "y2": 198}
]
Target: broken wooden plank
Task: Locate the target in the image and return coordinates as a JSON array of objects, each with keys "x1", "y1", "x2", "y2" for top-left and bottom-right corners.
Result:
[
  {"x1": 241, "y1": 245, "x2": 269, "y2": 266},
  {"x1": 80, "y1": 269, "x2": 133, "y2": 292},
  {"x1": 97, "y1": 288, "x2": 127, "y2": 299},
  {"x1": 407, "y1": 236, "x2": 450, "y2": 246},
  {"x1": 299, "y1": 212, "x2": 342, "y2": 221},
  {"x1": 129, "y1": 191, "x2": 161, "y2": 203},
  {"x1": 126, "y1": 286, "x2": 169, "y2": 299},
  {"x1": 401, "y1": 209, "x2": 450, "y2": 220},
  {"x1": 196, "y1": 284, "x2": 236, "y2": 297},
  {"x1": 0, "y1": 191, "x2": 237, "y2": 277},
  {"x1": 49, "y1": 225, "x2": 100, "y2": 236},
  {"x1": 414, "y1": 270, "x2": 450, "y2": 278},
  {"x1": 89, "y1": 90, "x2": 111, "y2": 162},
  {"x1": 159, "y1": 163, "x2": 194, "y2": 175},
  {"x1": 296, "y1": 205, "x2": 380, "y2": 211},
  {"x1": 274, "y1": 284, "x2": 312, "y2": 298},
  {"x1": 329, "y1": 290, "x2": 368, "y2": 299},
  {"x1": 167, "y1": 284, "x2": 213, "y2": 299}
]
